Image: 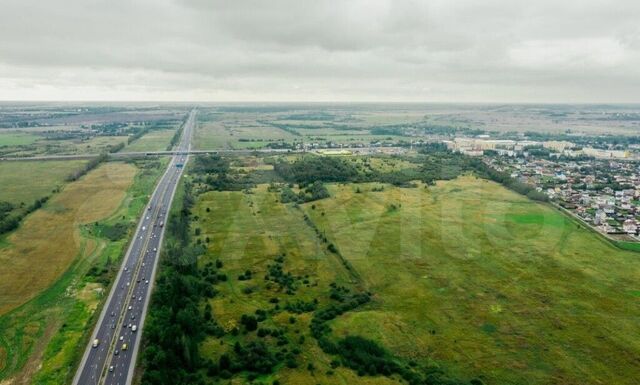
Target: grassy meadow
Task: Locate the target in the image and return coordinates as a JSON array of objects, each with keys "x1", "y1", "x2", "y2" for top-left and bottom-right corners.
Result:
[
  {"x1": 194, "y1": 119, "x2": 298, "y2": 150},
  {"x1": 189, "y1": 166, "x2": 640, "y2": 385},
  {"x1": 0, "y1": 132, "x2": 40, "y2": 147},
  {"x1": 299, "y1": 176, "x2": 640, "y2": 385},
  {"x1": 125, "y1": 128, "x2": 177, "y2": 152},
  {"x1": 0, "y1": 162, "x2": 137, "y2": 314},
  {"x1": 0, "y1": 159, "x2": 165, "y2": 384},
  {"x1": 192, "y1": 185, "x2": 375, "y2": 384},
  {"x1": 0, "y1": 160, "x2": 87, "y2": 206}
]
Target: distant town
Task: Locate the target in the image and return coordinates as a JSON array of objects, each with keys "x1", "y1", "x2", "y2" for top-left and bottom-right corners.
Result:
[
  {"x1": 293, "y1": 135, "x2": 640, "y2": 242},
  {"x1": 446, "y1": 137, "x2": 640, "y2": 241}
]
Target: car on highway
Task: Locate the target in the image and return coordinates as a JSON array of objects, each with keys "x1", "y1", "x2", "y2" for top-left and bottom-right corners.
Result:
[
  {"x1": 92, "y1": 339, "x2": 99, "y2": 348},
  {"x1": 73, "y1": 112, "x2": 194, "y2": 384}
]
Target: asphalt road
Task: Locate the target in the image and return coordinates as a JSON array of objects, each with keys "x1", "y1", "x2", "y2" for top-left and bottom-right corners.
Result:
[{"x1": 73, "y1": 109, "x2": 196, "y2": 385}]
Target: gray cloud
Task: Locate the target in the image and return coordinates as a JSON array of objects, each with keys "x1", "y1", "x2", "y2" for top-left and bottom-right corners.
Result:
[{"x1": 0, "y1": 0, "x2": 639, "y2": 102}]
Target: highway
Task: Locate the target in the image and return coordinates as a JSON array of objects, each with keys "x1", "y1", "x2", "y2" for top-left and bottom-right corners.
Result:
[{"x1": 73, "y1": 109, "x2": 196, "y2": 385}]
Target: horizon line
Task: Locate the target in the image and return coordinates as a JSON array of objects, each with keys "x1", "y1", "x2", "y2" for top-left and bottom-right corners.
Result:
[{"x1": 1, "y1": 100, "x2": 640, "y2": 105}]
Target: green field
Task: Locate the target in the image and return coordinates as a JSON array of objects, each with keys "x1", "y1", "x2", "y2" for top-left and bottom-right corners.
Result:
[
  {"x1": 126, "y1": 128, "x2": 177, "y2": 151},
  {"x1": 190, "y1": 171, "x2": 640, "y2": 385},
  {"x1": 192, "y1": 185, "x2": 378, "y2": 384},
  {"x1": 194, "y1": 119, "x2": 298, "y2": 150},
  {"x1": 70, "y1": 135, "x2": 128, "y2": 154},
  {"x1": 300, "y1": 176, "x2": 640, "y2": 385},
  {"x1": 0, "y1": 135, "x2": 128, "y2": 157},
  {"x1": 0, "y1": 160, "x2": 87, "y2": 206},
  {"x1": 0, "y1": 132, "x2": 40, "y2": 147}
]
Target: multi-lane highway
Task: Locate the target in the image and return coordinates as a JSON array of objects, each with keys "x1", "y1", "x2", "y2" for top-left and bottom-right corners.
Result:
[{"x1": 73, "y1": 109, "x2": 196, "y2": 385}]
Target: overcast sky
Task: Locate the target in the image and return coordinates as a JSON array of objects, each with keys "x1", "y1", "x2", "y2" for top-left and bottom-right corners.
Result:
[{"x1": 1, "y1": 0, "x2": 639, "y2": 102}]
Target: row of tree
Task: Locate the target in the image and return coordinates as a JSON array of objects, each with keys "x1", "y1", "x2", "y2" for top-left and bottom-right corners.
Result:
[
  {"x1": 0, "y1": 196, "x2": 50, "y2": 235},
  {"x1": 65, "y1": 153, "x2": 108, "y2": 182},
  {"x1": 192, "y1": 155, "x2": 254, "y2": 191},
  {"x1": 142, "y1": 181, "x2": 213, "y2": 385}
]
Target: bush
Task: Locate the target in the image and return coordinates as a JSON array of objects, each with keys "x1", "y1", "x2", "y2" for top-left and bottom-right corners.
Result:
[{"x1": 240, "y1": 314, "x2": 258, "y2": 331}]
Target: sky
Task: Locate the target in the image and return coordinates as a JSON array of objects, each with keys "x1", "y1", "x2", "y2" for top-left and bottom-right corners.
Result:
[{"x1": 1, "y1": 0, "x2": 639, "y2": 103}]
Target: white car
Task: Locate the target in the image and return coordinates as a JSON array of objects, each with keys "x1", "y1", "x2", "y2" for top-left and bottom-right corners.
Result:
[
  {"x1": 128, "y1": 305, "x2": 132, "y2": 310},
  {"x1": 132, "y1": 325, "x2": 137, "y2": 332},
  {"x1": 119, "y1": 335, "x2": 124, "y2": 341}
]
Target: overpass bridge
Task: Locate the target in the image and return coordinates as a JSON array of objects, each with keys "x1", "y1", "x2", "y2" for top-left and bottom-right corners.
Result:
[{"x1": 0, "y1": 149, "x2": 293, "y2": 162}]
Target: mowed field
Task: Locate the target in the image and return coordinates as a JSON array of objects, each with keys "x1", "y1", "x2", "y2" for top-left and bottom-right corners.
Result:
[
  {"x1": 0, "y1": 160, "x2": 87, "y2": 206},
  {"x1": 300, "y1": 176, "x2": 640, "y2": 385},
  {"x1": 193, "y1": 185, "x2": 399, "y2": 385},
  {"x1": 0, "y1": 162, "x2": 136, "y2": 315}
]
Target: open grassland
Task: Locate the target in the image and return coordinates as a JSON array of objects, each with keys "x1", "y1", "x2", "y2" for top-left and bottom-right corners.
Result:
[
  {"x1": 125, "y1": 128, "x2": 177, "y2": 151},
  {"x1": 68, "y1": 135, "x2": 128, "y2": 154},
  {"x1": 1, "y1": 135, "x2": 127, "y2": 158},
  {"x1": 0, "y1": 160, "x2": 165, "y2": 384},
  {"x1": 0, "y1": 160, "x2": 86, "y2": 206},
  {"x1": 300, "y1": 176, "x2": 640, "y2": 385},
  {"x1": 0, "y1": 132, "x2": 40, "y2": 147},
  {"x1": 195, "y1": 119, "x2": 297, "y2": 150},
  {"x1": 193, "y1": 185, "x2": 381, "y2": 385}
]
